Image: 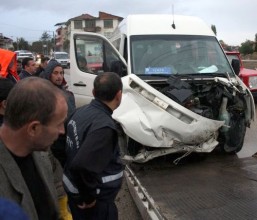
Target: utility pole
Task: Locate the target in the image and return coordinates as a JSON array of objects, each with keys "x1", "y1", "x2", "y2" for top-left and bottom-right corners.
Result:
[
  {"x1": 16, "y1": 37, "x2": 19, "y2": 50},
  {"x1": 53, "y1": 31, "x2": 55, "y2": 52}
]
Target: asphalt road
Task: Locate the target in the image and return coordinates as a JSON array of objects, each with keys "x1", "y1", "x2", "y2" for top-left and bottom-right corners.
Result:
[{"x1": 237, "y1": 104, "x2": 257, "y2": 158}]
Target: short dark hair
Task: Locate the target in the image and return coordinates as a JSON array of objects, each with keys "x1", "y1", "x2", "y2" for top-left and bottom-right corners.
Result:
[
  {"x1": 0, "y1": 78, "x2": 15, "y2": 101},
  {"x1": 93, "y1": 72, "x2": 122, "y2": 101},
  {"x1": 4, "y1": 77, "x2": 65, "y2": 129},
  {"x1": 22, "y1": 57, "x2": 33, "y2": 69},
  {"x1": 41, "y1": 56, "x2": 50, "y2": 64}
]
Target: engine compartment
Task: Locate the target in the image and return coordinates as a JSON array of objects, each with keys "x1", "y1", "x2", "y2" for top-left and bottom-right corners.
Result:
[
  {"x1": 137, "y1": 75, "x2": 247, "y2": 154},
  {"x1": 157, "y1": 76, "x2": 246, "y2": 120}
]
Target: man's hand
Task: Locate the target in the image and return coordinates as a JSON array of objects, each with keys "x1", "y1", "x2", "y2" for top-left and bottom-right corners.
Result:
[{"x1": 77, "y1": 200, "x2": 96, "y2": 209}]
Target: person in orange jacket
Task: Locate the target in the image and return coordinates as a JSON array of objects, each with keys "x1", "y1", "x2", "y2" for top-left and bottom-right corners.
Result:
[{"x1": 0, "y1": 49, "x2": 20, "y2": 83}]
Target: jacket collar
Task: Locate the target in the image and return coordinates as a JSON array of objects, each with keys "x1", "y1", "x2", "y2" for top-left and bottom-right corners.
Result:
[{"x1": 91, "y1": 99, "x2": 113, "y2": 115}]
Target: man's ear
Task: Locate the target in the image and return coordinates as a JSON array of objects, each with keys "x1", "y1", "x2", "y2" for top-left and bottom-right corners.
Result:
[
  {"x1": 27, "y1": 121, "x2": 41, "y2": 137},
  {"x1": 0, "y1": 100, "x2": 6, "y2": 114},
  {"x1": 1, "y1": 100, "x2": 7, "y2": 109},
  {"x1": 115, "y1": 90, "x2": 122, "y2": 102}
]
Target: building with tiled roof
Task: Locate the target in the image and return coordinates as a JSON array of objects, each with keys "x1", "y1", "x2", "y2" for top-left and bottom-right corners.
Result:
[{"x1": 55, "y1": 11, "x2": 123, "y2": 51}]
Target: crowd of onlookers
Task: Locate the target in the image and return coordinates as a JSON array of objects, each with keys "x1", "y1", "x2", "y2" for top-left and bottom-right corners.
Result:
[{"x1": 0, "y1": 48, "x2": 125, "y2": 220}]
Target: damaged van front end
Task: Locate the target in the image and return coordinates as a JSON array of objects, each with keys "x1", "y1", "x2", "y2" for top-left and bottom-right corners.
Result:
[{"x1": 113, "y1": 73, "x2": 254, "y2": 163}]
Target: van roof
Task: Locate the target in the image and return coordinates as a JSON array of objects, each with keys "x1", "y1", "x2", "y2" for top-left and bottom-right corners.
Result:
[{"x1": 118, "y1": 14, "x2": 214, "y2": 36}]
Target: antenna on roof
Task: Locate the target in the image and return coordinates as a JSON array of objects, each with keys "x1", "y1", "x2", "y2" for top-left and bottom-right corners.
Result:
[{"x1": 171, "y1": 4, "x2": 176, "y2": 29}]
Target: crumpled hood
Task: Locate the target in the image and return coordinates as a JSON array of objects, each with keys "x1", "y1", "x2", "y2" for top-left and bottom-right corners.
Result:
[{"x1": 113, "y1": 74, "x2": 224, "y2": 148}]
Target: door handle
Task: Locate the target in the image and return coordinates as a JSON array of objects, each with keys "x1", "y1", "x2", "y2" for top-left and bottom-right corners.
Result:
[{"x1": 73, "y1": 82, "x2": 86, "y2": 87}]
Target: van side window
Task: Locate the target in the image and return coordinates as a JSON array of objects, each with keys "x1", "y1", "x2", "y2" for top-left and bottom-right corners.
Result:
[
  {"x1": 75, "y1": 35, "x2": 104, "y2": 74},
  {"x1": 74, "y1": 35, "x2": 126, "y2": 76}
]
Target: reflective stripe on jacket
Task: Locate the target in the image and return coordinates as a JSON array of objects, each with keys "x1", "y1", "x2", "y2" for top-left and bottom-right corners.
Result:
[{"x1": 63, "y1": 171, "x2": 124, "y2": 194}]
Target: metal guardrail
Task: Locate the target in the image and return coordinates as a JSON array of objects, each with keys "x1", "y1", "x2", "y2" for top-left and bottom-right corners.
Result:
[{"x1": 125, "y1": 165, "x2": 165, "y2": 220}]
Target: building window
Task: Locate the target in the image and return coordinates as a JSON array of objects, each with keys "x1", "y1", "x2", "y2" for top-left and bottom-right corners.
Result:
[
  {"x1": 104, "y1": 20, "x2": 113, "y2": 28},
  {"x1": 85, "y1": 20, "x2": 96, "y2": 28},
  {"x1": 74, "y1": 20, "x2": 82, "y2": 29}
]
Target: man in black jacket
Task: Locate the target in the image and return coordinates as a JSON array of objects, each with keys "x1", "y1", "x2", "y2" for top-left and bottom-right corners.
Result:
[
  {"x1": 19, "y1": 57, "x2": 36, "y2": 79},
  {"x1": 64, "y1": 72, "x2": 124, "y2": 220},
  {"x1": 34, "y1": 56, "x2": 50, "y2": 76}
]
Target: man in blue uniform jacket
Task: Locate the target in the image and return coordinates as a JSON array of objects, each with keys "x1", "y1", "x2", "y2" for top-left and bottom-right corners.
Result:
[{"x1": 64, "y1": 72, "x2": 124, "y2": 220}]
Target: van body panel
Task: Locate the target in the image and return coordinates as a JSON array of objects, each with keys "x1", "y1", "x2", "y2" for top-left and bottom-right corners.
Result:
[{"x1": 125, "y1": 14, "x2": 214, "y2": 36}]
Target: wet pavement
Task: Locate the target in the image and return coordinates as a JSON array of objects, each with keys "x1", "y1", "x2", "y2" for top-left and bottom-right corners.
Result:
[{"x1": 238, "y1": 104, "x2": 257, "y2": 158}]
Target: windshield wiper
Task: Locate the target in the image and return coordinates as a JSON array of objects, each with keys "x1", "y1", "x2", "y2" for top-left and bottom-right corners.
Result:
[
  {"x1": 136, "y1": 74, "x2": 171, "y2": 77},
  {"x1": 199, "y1": 72, "x2": 228, "y2": 77}
]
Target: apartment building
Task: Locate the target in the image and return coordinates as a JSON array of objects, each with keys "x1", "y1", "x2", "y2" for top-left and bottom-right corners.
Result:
[
  {"x1": 54, "y1": 11, "x2": 123, "y2": 52},
  {"x1": 54, "y1": 24, "x2": 68, "y2": 51},
  {"x1": 0, "y1": 34, "x2": 14, "y2": 50}
]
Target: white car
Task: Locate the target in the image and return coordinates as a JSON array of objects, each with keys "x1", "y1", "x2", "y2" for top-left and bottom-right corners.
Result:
[
  {"x1": 15, "y1": 50, "x2": 34, "y2": 61},
  {"x1": 52, "y1": 52, "x2": 70, "y2": 68}
]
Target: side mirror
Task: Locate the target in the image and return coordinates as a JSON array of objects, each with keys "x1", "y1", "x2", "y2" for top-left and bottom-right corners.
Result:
[
  {"x1": 231, "y1": 59, "x2": 240, "y2": 76},
  {"x1": 110, "y1": 60, "x2": 127, "y2": 77}
]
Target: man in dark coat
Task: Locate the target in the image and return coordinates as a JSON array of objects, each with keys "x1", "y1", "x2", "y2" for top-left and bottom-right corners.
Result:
[
  {"x1": 0, "y1": 77, "x2": 68, "y2": 220},
  {"x1": 64, "y1": 72, "x2": 124, "y2": 220},
  {"x1": 19, "y1": 57, "x2": 36, "y2": 79},
  {"x1": 34, "y1": 56, "x2": 50, "y2": 76}
]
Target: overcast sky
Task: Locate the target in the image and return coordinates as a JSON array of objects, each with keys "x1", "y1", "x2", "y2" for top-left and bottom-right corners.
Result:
[{"x1": 0, "y1": 0, "x2": 256, "y2": 46}]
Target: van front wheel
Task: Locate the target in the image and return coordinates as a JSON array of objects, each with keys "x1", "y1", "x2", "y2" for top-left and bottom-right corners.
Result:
[{"x1": 220, "y1": 115, "x2": 246, "y2": 154}]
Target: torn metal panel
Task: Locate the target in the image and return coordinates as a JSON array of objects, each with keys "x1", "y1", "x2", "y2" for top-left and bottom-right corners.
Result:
[
  {"x1": 123, "y1": 136, "x2": 219, "y2": 163},
  {"x1": 113, "y1": 74, "x2": 224, "y2": 150}
]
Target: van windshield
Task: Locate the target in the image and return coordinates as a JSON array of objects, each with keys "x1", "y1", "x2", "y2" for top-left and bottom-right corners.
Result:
[{"x1": 130, "y1": 35, "x2": 233, "y2": 77}]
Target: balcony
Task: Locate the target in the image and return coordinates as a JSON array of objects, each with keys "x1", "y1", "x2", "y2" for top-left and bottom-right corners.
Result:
[{"x1": 83, "y1": 26, "x2": 101, "y2": 32}]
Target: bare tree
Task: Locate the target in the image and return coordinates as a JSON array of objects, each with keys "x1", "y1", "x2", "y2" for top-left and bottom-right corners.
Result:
[
  {"x1": 40, "y1": 31, "x2": 52, "y2": 55},
  {"x1": 14, "y1": 37, "x2": 30, "y2": 50},
  {"x1": 40, "y1": 31, "x2": 51, "y2": 42}
]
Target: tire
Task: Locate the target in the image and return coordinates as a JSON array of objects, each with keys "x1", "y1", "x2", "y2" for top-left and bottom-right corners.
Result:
[
  {"x1": 220, "y1": 114, "x2": 246, "y2": 154},
  {"x1": 128, "y1": 138, "x2": 142, "y2": 156}
]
